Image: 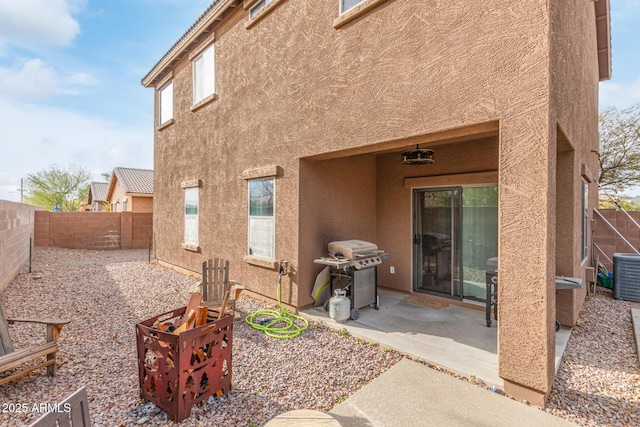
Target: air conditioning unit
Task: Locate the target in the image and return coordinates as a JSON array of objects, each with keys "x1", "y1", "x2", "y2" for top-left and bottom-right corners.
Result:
[{"x1": 613, "y1": 253, "x2": 640, "y2": 302}]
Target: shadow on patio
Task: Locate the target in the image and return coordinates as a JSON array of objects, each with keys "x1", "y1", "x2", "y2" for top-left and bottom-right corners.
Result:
[{"x1": 302, "y1": 288, "x2": 572, "y2": 388}]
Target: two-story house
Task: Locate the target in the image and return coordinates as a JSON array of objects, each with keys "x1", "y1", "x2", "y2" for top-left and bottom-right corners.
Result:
[{"x1": 142, "y1": 0, "x2": 611, "y2": 406}]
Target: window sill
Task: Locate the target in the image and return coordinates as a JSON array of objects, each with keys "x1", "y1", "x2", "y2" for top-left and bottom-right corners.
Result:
[
  {"x1": 182, "y1": 243, "x2": 201, "y2": 253},
  {"x1": 244, "y1": 255, "x2": 277, "y2": 270},
  {"x1": 157, "y1": 118, "x2": 174, "y2": 131},
  {"x1": 190, "y1": 93, "x2": 217, "y2": 112},
  {"x1": 333, "y1": 0, "x2": 389, "y2": 29},
  {"x1": 245, "y1": 0, "x2": 287, "y2": 29}
]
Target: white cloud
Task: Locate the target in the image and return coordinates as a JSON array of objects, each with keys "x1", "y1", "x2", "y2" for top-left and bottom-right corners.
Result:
[
  {"x1": 0, "y1": 58, "x2": 99, "y2": 100},
  {"x1": 0, "y1": 100, "x2": 153, "y2": 203},
  {"x1": 66, "y1": 72, "x2": 99, "y2": 86},
  {"x1": 0, "y1": 58, "x2": 58, "y2": 99},
  {"x1": 0, "y1": 0, "x2": 85, "y2": 48},
  {"x1": 599, "y1": 77, "x2": 640, "y2": 111}
]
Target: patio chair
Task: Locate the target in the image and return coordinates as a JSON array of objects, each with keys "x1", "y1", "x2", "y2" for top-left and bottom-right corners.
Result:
[
  {"x1": 29, "y1": 386, "x2": 91, "y2": 427},
  {"x1": 0, "y1": 303, "x2": 70, "y2": 386},
  {"x1": 200, "y1": 258, "x2": 244, "y2": 316}
]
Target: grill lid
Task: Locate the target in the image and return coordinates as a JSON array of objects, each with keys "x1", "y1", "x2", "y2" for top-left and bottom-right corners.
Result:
[{"x1": 328, "y1": 240, "x2": 379, "y2": 260}]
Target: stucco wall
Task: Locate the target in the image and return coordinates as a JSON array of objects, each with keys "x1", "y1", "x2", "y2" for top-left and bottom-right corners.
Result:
[
  {"x1": 131, "y1": 196, "x2": 153, "y2": 213},
  {"x1": 373, "y1": 136, "x2": 499, "y2": 293},
  {"x1": 495, "y1": 0, "x2": 601, "y2": 402},
  {"x1": 0, "y1": 201, "x2": 42, "y2": 292},
  {"x1": 149, "y1": 0, "x2": 601, "y2": 405},
  {"x1": 298, "y1": 155, "x2": 377, "y2": 307},
  {"x1": 109, "y1": 180, "x2": 127, "y2": 212},
  {"x1": 154, "y1": 0, "x2": 550, "y2": 295}
]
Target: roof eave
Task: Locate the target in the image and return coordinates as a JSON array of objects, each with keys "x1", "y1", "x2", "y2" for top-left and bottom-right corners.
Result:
[
  {"x1": 141, "y1": 0, "x2": 240, "y2": 88},
  {"x1": 595, "y1": 0, "x2": 612, "y2": 82}
]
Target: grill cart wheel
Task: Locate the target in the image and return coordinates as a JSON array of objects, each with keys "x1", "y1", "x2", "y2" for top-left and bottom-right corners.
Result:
[{"x1": 350, "y1": 308, "x2": 360, "y2": 320}]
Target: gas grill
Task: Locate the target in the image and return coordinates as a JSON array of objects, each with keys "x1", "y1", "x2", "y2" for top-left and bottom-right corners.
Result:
[{"x1": 314, "y1": 240, "x2": 389, "y2": 320}]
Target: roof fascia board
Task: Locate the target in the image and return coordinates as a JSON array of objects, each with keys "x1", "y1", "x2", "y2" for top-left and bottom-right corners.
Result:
[
  {"x1": 595, "y1": 0, "x2": 611, "y2": 81},
  {"x1": 142, "y1": 0, "x2": 237, "y2": 88},
  {"x1": 106, "y1": 173, "x2": 118, "y2": 202}
]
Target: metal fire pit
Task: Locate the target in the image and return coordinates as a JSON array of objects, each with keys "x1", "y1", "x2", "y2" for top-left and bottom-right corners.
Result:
[{"x1": 136, "y1": 306, "x2": 233, "y2": 422}]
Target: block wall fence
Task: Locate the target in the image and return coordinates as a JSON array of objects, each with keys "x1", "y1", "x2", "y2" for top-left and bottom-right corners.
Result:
[
  {"x1": 34, "y1": 211, "x2": 153, "y2": 251},
  {"x1": 593, "y1": 209, "x2": 640, "y2": 271},
  {"x1": 2, "y1": 204, "x2": 628, "y2": 290},
  {"x1": 0, "y1": 201, "x2": 42, "y2": 292}
]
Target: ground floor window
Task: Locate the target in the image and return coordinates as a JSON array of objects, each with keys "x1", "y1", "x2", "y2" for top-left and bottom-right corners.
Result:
[
  {"x1": 248, "y1": 177, "x2": 274, "y2": 259},
  {"x1": 582, "y1": 179, "x2": 589, "y2": 261},
  {"x1": 184, "y1": 187, "x2": 199, "y2": 246}
]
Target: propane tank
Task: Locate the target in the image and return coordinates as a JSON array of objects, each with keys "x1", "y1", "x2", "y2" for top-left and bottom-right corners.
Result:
[{"x1": 329, "y1": 288, "x2": 350, "y2": 323}]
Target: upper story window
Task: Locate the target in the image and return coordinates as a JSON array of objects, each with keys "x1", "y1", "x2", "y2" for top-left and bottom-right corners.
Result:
[
  {"x1": 340, "y1": 0, "x2": 364, "y2": 14},
  {"x1": 159, "y1": 81, "x2": 173, "y2": 124},
  {"x1": 250, "y1": 0, "x2": 272, "y2": 18},
  {"x1": 193, "y1": 44, "x2": 215, "y2": 105}
]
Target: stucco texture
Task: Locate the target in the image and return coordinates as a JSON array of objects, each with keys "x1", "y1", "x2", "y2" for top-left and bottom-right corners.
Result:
[{"x1": 148, "y1": 0, "x2": 602, "y2": 405}]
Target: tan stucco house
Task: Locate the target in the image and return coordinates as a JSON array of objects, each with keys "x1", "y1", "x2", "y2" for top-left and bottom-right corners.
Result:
[
  {"x1": 142, "y1": 0, "x2": 611, "y2": 406},
  {"x1": 87, "y1": 182, "x2": 110, "y2": 212},
  {"x1": 106, "y1": 167, "x2": 154, "y2": 213}
]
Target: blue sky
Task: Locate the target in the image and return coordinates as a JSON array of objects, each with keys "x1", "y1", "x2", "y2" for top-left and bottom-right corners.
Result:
[{"x1": 0, "y1": 0, "x2": 639, "y2": 202}]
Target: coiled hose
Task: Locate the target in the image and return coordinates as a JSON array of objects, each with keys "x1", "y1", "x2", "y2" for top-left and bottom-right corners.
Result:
[{"x1": 245, "y1": 267, "x2": 309, "y2": 339}]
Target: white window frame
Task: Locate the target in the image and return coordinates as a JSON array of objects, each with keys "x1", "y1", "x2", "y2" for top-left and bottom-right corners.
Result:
[
  {"x1": 184, "y1": 187, "x2": 199, "y2": 247},
  {"x1": 159, "y1": 81, "x2": 173, "y2": 124},
  {"x1": 192, "y1": 44, "x2": 215, "y2": 105},
  {"x1": 340, "y1": 0, "x2": 364, "y2": 14},
  {"x1": 581, "y1": 179, "x2": 589, "y2": 261},
  {"x1": 248, "y1": 177, "x2": 275, "y2": 259},
  {"x1": 250, "y1": 0, "x2": 272, "y2": 18}
]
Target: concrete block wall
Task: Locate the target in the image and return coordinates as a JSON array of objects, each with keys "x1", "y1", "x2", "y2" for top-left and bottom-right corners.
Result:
[
  {"x1": 34, "y1": 212, "x2": 153, "y2": 250},
  {"x1": 593, "y1": 209, "x2": 640, "y2": 270},
  {"x1": 0, "y1": 201, "x2": 42, "y2": 292},
  {"x1": 132, "y1": 213, "x2": 153, "y2": 249}
]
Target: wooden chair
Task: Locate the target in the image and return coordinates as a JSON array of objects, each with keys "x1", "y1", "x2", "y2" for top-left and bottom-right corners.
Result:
[
  {"x1": 200, "y1": 258, "x2": 244, "y2": 315},
  {"x1": 0, "y1": 303, "x2": 70, "y2": 386},
  {"x1": 29, "y1": 386, "x2": 91, "y2": 427}
]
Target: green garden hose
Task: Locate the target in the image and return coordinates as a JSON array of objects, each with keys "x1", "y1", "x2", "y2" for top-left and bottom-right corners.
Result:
[{"x1": 245, "y1": 271, "x2": 309, "y2": 339}]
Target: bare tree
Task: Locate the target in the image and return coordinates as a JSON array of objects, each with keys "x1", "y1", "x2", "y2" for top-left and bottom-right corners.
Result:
[{"x1": 598, "y1": 103, "x2": 640, "y2": 195}]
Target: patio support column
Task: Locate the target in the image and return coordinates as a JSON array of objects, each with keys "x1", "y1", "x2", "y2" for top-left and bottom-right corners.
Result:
[{"x1": 497, "y1": 113, "x2": 556, "y2": 407}]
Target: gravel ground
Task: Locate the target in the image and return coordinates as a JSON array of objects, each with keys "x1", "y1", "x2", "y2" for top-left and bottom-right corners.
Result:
[
  {"x1": 545, "y1": 288, "x2": 640, "y2": 426},
  {"x1": 0, "y1": 248, "x2": 402, "y2": 426},
  {"x1": 0, "y1": 248, "x2": 638, "y2": 426}
]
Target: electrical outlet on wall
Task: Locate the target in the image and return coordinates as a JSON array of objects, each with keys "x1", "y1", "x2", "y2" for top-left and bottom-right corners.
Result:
[{"x1": 390, "y1": 266, "x2": 395, "y2": 274}]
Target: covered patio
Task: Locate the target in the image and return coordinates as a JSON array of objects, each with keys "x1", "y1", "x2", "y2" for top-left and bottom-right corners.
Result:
[{"x1": 303, "y1": 288, "x2": 572, "y2": 388}]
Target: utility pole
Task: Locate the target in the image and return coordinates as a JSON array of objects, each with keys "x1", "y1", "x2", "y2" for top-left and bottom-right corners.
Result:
[{"x1": 16, "y1": 178, "x2": 24, "y2": 203}]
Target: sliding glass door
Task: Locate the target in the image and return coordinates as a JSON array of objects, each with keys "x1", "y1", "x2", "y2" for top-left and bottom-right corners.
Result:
[
  {"x1": 413, "y1": 186, "x2": 498, "y2": 302},
  {"x1": 413, "y1": 188, "x2": 461, "y2": 297},
  {"x1": 461, "y1": 186, "x2": 498, "y2": 301}
]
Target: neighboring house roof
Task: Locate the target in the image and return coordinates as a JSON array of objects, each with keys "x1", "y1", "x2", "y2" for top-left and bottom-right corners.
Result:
[
  {"x1": 89, "y1": 182, "x2": 109, "y2": 203},
  {"x1": 113, "y1": 167, "x2": 154, "y2": 194},
  {"x1": 106, "y1": 167, "x2": 154, "y2": 202}
]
